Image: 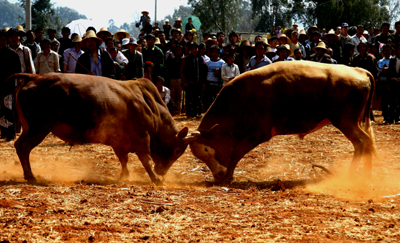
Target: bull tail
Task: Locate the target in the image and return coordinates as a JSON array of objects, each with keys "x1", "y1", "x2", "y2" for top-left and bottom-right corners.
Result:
[
  {"x1": 363, "y1": 71, "x2": 377, "y2": 157},
  {"x1": 0, "y1": 73, "x2": 37, "y2": 101}
]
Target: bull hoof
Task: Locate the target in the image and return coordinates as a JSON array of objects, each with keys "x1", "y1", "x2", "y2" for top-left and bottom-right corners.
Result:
[
  {"x1": 152, "y1": 177, "x2": 164, "y2": 186},
  {"x1": 26, "y1": 177, "x2": 38, "y2": 184},
  {"x1": 215, "y1": 176, "x2": 233, "y2": 186}
]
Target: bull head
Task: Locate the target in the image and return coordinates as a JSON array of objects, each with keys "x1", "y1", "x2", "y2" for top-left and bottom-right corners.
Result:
[{"x1": 182, "y1": 131, "x2": 201, "y2": 144}]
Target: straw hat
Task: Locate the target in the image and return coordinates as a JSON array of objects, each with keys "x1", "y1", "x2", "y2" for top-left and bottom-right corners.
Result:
[
  {"x1": 171, "y1": 28, "x2": 182, "y2": 34},
  {"x1": 97, "y1": 27, "x2": 112, "y2": 38},
  {"x1": 315, "y1": 41, "x2": 327, "y2": 50},
  {"x1": 82, "y1": 30, "x2": 103, "y2": 46},
  {"x1": 299, "y1": 29, "x2": 309, "y2": 39},
  {"x1": 260, "y1": 37, "x2": 269, "y2": 46},
  {"x1": 326, "y1": 29, "x2": 339, "y2": 41},
  {"x1": 266, "y1": 46, "x2": 275, "y2": 54},
  {"x1": 175, "y1": 17, "x2": 182, "y2": 22},
  {"x1": 141, "y1": 10, "x2": 149, "y2": 15},
  {"x1": 283, "y1": 28, "x2": 294, "y2": 37},
  {"x1": 154, "y1": 37, "x2": 161, "y2": 45},
  {"x1": 16, "y1": 25, "x2": 25, "y2": 33},
  {"x1": 204, "y1": 38, "x2": 218, "y2": 46},
  {"x1": 279, "y1": 34, "x2": 291, "y2": 44},
  {"x1": 72, "y1": 35, "x2": 82, "y2": 43},
  {"x1": 293, "y1": 22, "x2": 298, "y2": 26},
  {"x1": 277, "y1": 44, "x2": 293, "y2": 56},
  {"x1": 4, "y1": 27, "x2": 10, "y2": 32},
  {"x1": 114, "y1": 29, "x2": 130, "y2": 39}
]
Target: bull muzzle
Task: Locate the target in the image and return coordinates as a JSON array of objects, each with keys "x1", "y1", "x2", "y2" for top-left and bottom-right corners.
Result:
[{"x1": 212, "y1": 165, "x2": 227, "y2": 180}]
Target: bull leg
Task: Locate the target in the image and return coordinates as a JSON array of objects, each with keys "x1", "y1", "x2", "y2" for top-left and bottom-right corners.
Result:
[
  {"x1": 113, "y1": 148, "x2": 129, "y2": 180},
  {"x1": 332, "y1": 121, "x2": 374, "y2": 178},
  {"x1": 136, "y1": 152, "x2": 162, "y2": 186},
  {"x1": 14, "y1": 128, "x2": 50, "y2": 183}
]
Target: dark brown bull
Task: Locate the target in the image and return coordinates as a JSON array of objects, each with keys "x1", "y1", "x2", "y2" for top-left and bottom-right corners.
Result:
[
  {"x1": 189, "y1": 61, "x2": 377, "y2": 184},
  {"x1": 9, "y1": 73, "x2": 191, "y2": 185}
]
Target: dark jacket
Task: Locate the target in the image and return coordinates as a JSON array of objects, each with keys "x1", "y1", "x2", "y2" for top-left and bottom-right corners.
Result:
[
  {"x1": 309, "y1": 53, "x2": 332, "y2": 64},
  {"x1": 142, "y1": 45, "x2": 164, "y2": 79},
  {"x1": 351, "y1": 53, "x2": 378, "y2": 79},
  {"x1": 180, "y1": 54, "x2": 207, "y2": 84},
  {"x1": 387, "y1": 56, "x2": 400, "y2": 82},
  {"x1": 121, "y1": 49, "x2": 144, "y2": 80},
  {"x1": 0, "y1": 46, "x2": 21, "y2": 96},
  {"x1": 75, "y1": 47, "x2": 114, "y2": 78}
]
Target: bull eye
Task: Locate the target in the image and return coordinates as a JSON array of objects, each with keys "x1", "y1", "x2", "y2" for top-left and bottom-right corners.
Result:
[
  {"x1": 176, "y1": 149, "x2": 180, "y2": 154},
  {"x1": 205, "y1": 147, "x2": 209, "y2": 152}
]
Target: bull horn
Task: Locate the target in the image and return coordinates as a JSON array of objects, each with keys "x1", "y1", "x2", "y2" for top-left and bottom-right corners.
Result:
[{"x1": 183, "y1": 131, "x2": 201, "y2": 144}]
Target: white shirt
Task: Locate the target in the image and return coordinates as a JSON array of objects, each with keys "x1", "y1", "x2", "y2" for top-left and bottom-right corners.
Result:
[
  {"x1": 13, "y1": 43, "x2": 36, "y2": 74},
  {"x1": 159, "y1": 86, "x2": 171, "y2": 104},
  {"x1": 352, "y1": 34, "x2": 367, "y2": 55},
  {"x1": 396, "y1": 57, "x2": 400, "y2": 74},
  {"x1": 221, "y1": 63, "x2": 240, "y2": 86},
  {"x1": 116, "y1": 51, "x2": 128, "y2": 65},
  {"x1": 63, "y1": 47, "x2": 84, "y2": 73}
]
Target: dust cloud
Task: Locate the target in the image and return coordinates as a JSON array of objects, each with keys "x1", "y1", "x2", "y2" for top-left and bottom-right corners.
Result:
[{"x1": 306, "y1": 163, "x2": 400, "y2": 202}]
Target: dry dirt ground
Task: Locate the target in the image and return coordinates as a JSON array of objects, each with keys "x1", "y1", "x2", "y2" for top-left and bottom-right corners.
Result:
[{"x1": 1, "y1": 112, "x2": 400, "y2": 242}]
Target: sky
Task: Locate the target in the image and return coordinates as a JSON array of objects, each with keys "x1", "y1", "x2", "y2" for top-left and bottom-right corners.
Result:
[{"x1": 9, "y1": 0, "x2": 189, "y2": 27}]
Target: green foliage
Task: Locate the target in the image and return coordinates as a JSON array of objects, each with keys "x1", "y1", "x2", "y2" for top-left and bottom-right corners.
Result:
[
  {"x1": 56, "y1": 6, "x2": 87, "y2": 27},
  {"x1": 188, "y1": 0, "x2": 242, "y2": 34},
  {"x1": 251, "y1": 0, "x2": 292, "y2": 32},
  {"x1": 292, "y1": 0, "x2": 390, "y2": 30},
  {"x1": 388, "y1": 0, "x2": 400, "y2": 28},
  {"x1": 0, "y1": 0, "x2": 24, "y2": 28},
  {"x1": 164, "y1": 5, "x2": 193, "y2": 23}
]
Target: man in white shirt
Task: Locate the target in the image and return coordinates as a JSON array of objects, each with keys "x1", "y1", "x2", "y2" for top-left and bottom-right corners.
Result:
[
  {"x1": 155, "y1": 76, "x2": 171, "y2": 105},
  {"x1": 63, "y1": 35, "x2": 84, "y2": 73},
  {"x1": 352, "y1": 25, "x2": 367, "y2": 55},
  {"x1": 221, "y1": 52, "x2": 240, "y2": 86}
]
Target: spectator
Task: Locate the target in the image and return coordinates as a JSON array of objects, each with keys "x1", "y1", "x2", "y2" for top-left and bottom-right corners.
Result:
[
  {"x1": 47, "y1": 28, "x2": 60, "y2": 52},
  {"x1": 180, "y1": 42, "x2": 207, "y2": 118},
  {"x1": 63, "y1": 35, "x2": 84, "y2": 73},
  {"x1": 274, "y1": 44, "x2": 294, "y2": 62},
  {"x1": 171, "y1": 28, "x2": 182, "y2": 41},
  {"x1": 35, "y1": 38, "x2": 60, "y2": 74},
  {"x1": 266, "y1": 46, "x2": 277, "y2": 61},
  {"x1": 58, "y1": 27, "x2": 72, "y2": 57},
  {"x1": 114, "y1": 29, "x2": 130, "y2": 44},
  {"x1": 109, "y1": 46, "x2": 125, "y2": 80},
  {"x1": 299, "y1": 29, "x2": 311, "y2": 58},
  {"x1": 203, "y1": 45, "x2": 225, "y2": 110},
  {"x1": 352, "y1": 25, "x2": 368, "y2": 55},
  {"x1": 0, "y1": 29, "x2": 21, "y2": 141},
  {"x1": 326, "y1": 48, "x2": 337, "y2": 64},
  {"x1": 184, "y1": 31, "x2": 194, "y2": 43},
  {"x1": 221, "y1": 52, "x2": 240, "y2": 86},
  {"x1": 163, "y1": 20, "x2": 172, "y2": 40},
  {"x1": 75, "y1": 30, "x2": 114, "y2": 78},
  {"x1": 279, "y1": 34, "x2": 291, "y2": 45},
  {"x1": 339, "y1": 42, "x2": 356, "y2": 66},
  {"x1": 377, "y1": 44, "x2": 393, "y2": 124},
  {"x1": 339, "y1": 23, "x2": 352, "y2": 56},
  {"x1": 105, "y1": 37, "x2": 128, "y2": 67},
  {"x1": 236, "y1": 40, "x2": 254, "y2": 73},
  {"x1": 309, "y1": 31, "x2": 322, "y2": 55},
  {"x1": 138, "y1": 10, "x2": 151, "y2": 30},
  {"x1": 289, "y1": 31, "x2": 305, "y2": 59},
  {"x1": 155, "y1": 76, "x2": 171, "y2": 105},
  {"x1": 276, "y1": 26, "x2": 281, "y2": 38},
  {"x1": 142, "y1": 34, "x2": 164, "y2": 82},
  {"x1": 157, "y1": 32, "x2": 169, "y2": 54},
  {"x1": 23, "y1": 30, "x2": 41, "y2": 63},
  {"x1": 138, "y1": 29, "x2": 146, "y2": 41},
  {"x1": 293, "y1": 48, "x2": 303, "y2": 60},
  {"x1": 144, "y1": 61, "x2": 154, "y2": 80},
  {"x1": 335, "y1": 26, "x2": 341, "y2": 35},
  {"x1": 34, "y1": 27, "x2": 44, "y2": 45},
  {"x1": 375, "y1": 22, "x2": 394, "y2": 45},
  {"x1": 387, "y1": 43, "x2": 400, "y2": 123},
  {"x1": 246, "y1": 41, "x2": 272, "y2": 71},
  {"x1": 153, "y1": 22, "x2": 161, "y2": 32},
  {"x1": 394, "y1": 21, "x2": 400, "y2": 47},
  {"x1": 309, "y1": 42, "x2": 332, "y2": 63},
  {"x1": 166, "y1": 44, "x2": 184, "y2": 114},
  {"x1": 7, "y1": 27, "x2": 35, "y2": 74},
  {"x1": 325, "y1": 29, "x2": 341, "y2": 61},
  {"x1": 228, "y1": 31, "x2": 239, "y2": 48},
  {"x1": 121, "y1": 37, "x2": 144, "y2": 80},
  {"x1": 199, "y1": 43, "x2": 210, "y2": 62},
  {"x1": 173, "y1": 18, "x2": 183, "y2": 30},
  {"x1": 185, "y1": 17, "x2": 195, "y2": 33},
  {"x1": 292, "y1": 22, "x2": 298, "y2": 32},
  {"x1": 97, "y1": 27, "x2": 113, "y2": 49},
  {"x1": 217, "y1": 31, "x2": 225, "y2": 54}
]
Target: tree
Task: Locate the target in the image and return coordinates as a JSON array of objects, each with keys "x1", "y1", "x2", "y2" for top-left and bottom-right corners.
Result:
[
  {"x1": 251, "y1": 0, "x2": 293, "y2": 32},
  {"x1": 0, "y1": 0, "x2": 24, "y2": 28},
  {"x1": 56, "y1": 6, "x2": 87, "y2": 27},
  {"x1": 188, "y1": 0, "x2": 242, "y2": 33},
  {"x1": 292, "y1": 0, "x2": 390, "y2": 30},
  {"x1": 388, "y1": 0, "x2": 400, "y2": 28},
  {"x1": 108, "y1": 19, "x2": 119, "y2": 35},
  {"x1": 164, "y1": 5, "x2": 193, "y2": 24},
  {"x1": 19, "y1": 0, "x2": 62, "y2": 31},
  {"x1": 237, "y1": 0, "x2": 259, "y2": 32}
]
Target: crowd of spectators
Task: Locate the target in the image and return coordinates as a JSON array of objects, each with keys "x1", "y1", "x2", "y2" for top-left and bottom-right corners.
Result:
[{"x1": 1, "y1": 16, "x2": 400, "y2": 141}]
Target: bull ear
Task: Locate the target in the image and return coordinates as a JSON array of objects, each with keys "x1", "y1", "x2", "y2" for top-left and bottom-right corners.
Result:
[
  {"x1": 177, "y1": 127, "x2": 189, "y2": 139},
  {"x1": 182, "y1": 131, "x2": 201, "y2": 144}
]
